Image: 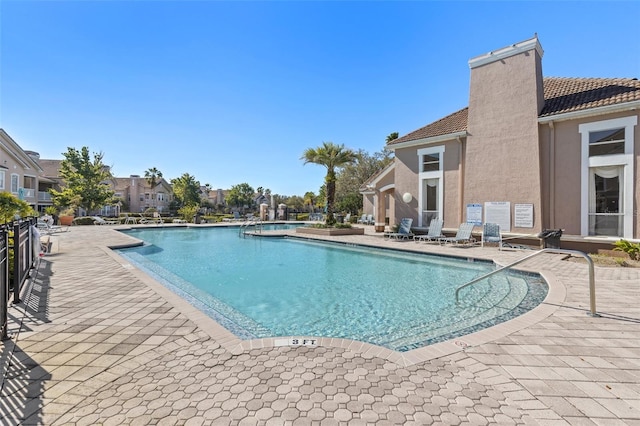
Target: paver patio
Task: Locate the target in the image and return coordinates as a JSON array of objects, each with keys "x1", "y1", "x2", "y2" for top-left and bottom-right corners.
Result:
[{"x1": 1, "y1": 225, "x2": 639, "y2": 425}]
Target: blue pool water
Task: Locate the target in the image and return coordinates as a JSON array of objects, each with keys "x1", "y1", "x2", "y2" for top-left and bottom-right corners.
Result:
[{"x1": 117, "y1": 226, "x2": 547, "y2": 352}]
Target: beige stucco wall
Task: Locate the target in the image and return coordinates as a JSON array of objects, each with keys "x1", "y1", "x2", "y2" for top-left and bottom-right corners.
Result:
[
  {"x1": 0, "y1": 143, "x2": 39, "y2": 206},
  {"x1": 541, "y1": 110, "x2": 640, "y2": 238},
  {"x1": 393, "y1": 140, "x2": 462, "y2": 228},
  {"x1": 465, "y1": 48, "x2": 544, "y2": 233},
  {"x1": 362, "y1": 193, "x2": 374, "y2": 216}
]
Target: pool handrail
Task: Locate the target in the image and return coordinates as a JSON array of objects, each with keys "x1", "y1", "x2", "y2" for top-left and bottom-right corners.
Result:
[
  {"x1": 239, "y1": 219, "x2": 263, "y2": 237},
  {"x1": 455, "y1": 248, "x2": 598, "y2": 317}
]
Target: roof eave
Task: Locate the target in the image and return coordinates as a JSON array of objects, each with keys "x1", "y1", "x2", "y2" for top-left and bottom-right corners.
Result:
[
  {"x1": 389, "y1": 131, "x2": 467, "y2": 150},
  {"x1": 539, "y1": 100, "x2": 640, "y2": 124}
]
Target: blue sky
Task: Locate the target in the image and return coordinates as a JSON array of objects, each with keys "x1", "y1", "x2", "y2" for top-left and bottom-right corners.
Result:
[{"x1": 1, "y1": 1, "x2": 639, "y2": 196}]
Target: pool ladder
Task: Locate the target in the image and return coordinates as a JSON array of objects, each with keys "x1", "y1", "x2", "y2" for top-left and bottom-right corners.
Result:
[
  {"x1": 455, "y1": 248, "x2": 598, "y2": 317},
  {"x1": 239, "y1": 219, "x2": 263, "y2": 238}
]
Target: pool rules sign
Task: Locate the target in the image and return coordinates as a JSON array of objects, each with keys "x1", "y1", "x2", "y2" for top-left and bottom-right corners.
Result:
[{"x1": 514, "y1": 203, "x2": 534, "y2": 228}]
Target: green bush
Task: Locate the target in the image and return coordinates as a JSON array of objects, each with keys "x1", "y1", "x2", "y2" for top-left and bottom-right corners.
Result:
[
  {"x1": 613, "y1": 239, "x2": 640, "y2": 260},
  {"x1": 177, "y1": 205, "x2": 198, "y2": 222},
  {"x1": 72, "y1": 216, "x2": 96, "y2": 225},
  {"x1": 203, "y1": 215, "x2": 225, "y2": 223}
]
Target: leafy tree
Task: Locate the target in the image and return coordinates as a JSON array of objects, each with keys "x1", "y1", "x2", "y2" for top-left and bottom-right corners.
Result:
[
  {"x1": 0, "y1": 192, "x2": 35, "y2": 222},
  {"x1": 286, "y1": 195, "x2": 305, "y2": 211},
  {"x1": 178, "y1": 204, "x2": 199, "y2": 222},
  {"x1": 144, "y1": 167, "x2": 163, "y2": 207},
  {"x1": 335, "y1": 148, "x2": 394, "y2": 213},
  {"x1": 271, "y1": 194, "x2": 287, "y2": 207},
  {"x1": 301, "y1": 142, "x2": 357, "y2": 226},
  {"x1": 226, "y1": 183, "x2": 255, "y2": 212},
  {"x1": 335, "y1": 192, "x2": 362, "y2": 216},
  {"x1": 256, "y1": 186, "x2": 264, "y2": 195},
  {"x1": 171, "y1": 173, "x2": 201, "y2": 207},
  {"x1": 50, "y1": 147, "x2": 114, "y2": 214},
  {"x1": 303, "y1": 191, "x2": 316, "y2": 213}
]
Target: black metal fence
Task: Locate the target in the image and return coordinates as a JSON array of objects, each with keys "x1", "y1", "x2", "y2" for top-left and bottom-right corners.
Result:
[{"x1": 1, "y1": 217, "x2": 38, "y2": 340}]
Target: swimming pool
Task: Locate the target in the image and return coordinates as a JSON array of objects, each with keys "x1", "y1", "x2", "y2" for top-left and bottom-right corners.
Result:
[{"x1": 117, "y1": 226, "x2": 547, "y2": 352}]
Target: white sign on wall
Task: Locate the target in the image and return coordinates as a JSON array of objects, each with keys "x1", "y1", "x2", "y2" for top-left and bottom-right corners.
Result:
[
  {"x1": 485, "y1": 202, "x2": 511, "y2": 232},
  {"x1": 514, "y1": 204, "x2": 534, "y2": 228},
  {"x1": 466, "y1": 203, "x2": 483, "y2": 226}
]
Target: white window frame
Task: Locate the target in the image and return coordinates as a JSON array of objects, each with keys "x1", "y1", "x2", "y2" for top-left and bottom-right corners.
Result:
[
  {"x1": 579, "y1": 116, "x2": 636, "y2": 238},
  {"x1": 0, "y1": 171, "x2": 5, "y2": 190},
  {"x1": 10, "y1": 173, "x2": 19, "y2": 194},
  {"x1": 417, "y1": 146, "x2": 445, "y2": 228}
]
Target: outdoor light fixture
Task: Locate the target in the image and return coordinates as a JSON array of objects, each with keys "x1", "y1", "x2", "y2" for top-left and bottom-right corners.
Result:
[{"x1": 402, "y1": 192, "x2": 412, "y2": 203}]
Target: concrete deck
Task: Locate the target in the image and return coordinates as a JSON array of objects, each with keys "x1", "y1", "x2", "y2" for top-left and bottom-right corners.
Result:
[{"x1": 1, "y1": 224, "x2": 639, "y2": 425}]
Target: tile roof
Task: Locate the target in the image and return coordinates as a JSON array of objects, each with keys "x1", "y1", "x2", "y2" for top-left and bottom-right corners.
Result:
[
  {"x1": 38, "y1": 159, "x2": 62, "y2": 178},
  {"x1": 541, "y1": 77, "x2": 640, "y2": 116},
  {"x1": 389, "y1": 77, "x2": 640, "y2": 146},
  {"x1": 389, "y1": 108, "x2": 468, "y2": 146}
]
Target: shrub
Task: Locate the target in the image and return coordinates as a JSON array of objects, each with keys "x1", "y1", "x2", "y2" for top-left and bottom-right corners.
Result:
[
  {"x1": 177, "y1": 205, "x2": 199, "y2": 222},
  {"x1": 73, "y1": 217, "x2": 95, "y2": 226},
  {"x1": 613, "y1": 239, "x2": 640, "y2": 260}
]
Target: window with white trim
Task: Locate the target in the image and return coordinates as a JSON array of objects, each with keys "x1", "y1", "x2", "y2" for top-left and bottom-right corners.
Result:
[
  {"x1": 0, "y1": 171, "x2": 4, "y2": 190},
  {"x1": 417, "y1": 146, "x2": 445, "y2": 228},
  {"x1": 10, "y1": 174, "x2": 19, "y2": 193},
  {"x1": 580, "y1": 116, "x2": 636, "y2": 238}
]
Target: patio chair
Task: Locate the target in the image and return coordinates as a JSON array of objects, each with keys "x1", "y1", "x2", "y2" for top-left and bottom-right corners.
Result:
[
  {"x1": 365, "y1": 214, "x2": 374, "y2": 225},
  {"x1": 356, "y1": 214, "x2": 368, "y2": 224},
  {"x1": 123, "y1": 214, "x2": 138, "y2": 225},
  {"x1": 439, "y1": 222, "x2": 476, "y2": 246},
  {"x1": 384, "y1": 218, "x2": 414, "y2": 240},
  {"x1": 37, "y1": 218, "x2": 67, "y2": 234},
  {"x1": 482, "y1": 222, "x2": 502, "y2": 249},
  {"x1": 92, "y1": 216, "x2": 118, "y2": 225},
  {"x1": 414, "y1": 219, "x2": 444, "y2": 243}
]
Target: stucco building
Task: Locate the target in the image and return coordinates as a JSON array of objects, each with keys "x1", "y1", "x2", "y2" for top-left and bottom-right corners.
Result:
[
  {"x1": 363, "y1": 36, "x2": 640, "y2": 249},
  {"x1": 0, "y1": 129, "x2": 55, "y2": 212},
  {"x1": 112, "y1": 175, "x2": 173, "y2": 214}
]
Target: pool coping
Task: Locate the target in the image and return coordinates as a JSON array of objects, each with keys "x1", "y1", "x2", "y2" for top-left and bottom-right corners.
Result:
[{"x1": 104, "y1": 229, "x2": 565, "y2": 367}]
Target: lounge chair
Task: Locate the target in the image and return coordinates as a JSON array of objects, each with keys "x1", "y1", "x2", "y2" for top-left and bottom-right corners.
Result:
[
  {"x1": 123, "y1": 214, "x2": 138, "y2": 225},
  {"x1": 384, "y1": 218, "x2": 414, "y2": 240},
  {"x1": 439, "y1": 222, "x2": 476, "y2": 246},
  {"x1": 140, "y1": 213, "x2": 163, "y2": 225},
  {"x1": 37, "y1": 218, "x2": 67, "y2": 234},
  {"x1": 414, "y1": 219, "x2": 444, "y2": 243},
  {"x1": 93, "y1": 216, "x2": 118, "y2": 225},
  {"x1": 482, "y1": 222, "x2": 502, "y2": 249}
]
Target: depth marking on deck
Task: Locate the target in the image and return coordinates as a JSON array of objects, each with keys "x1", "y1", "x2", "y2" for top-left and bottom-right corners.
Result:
[{"x1": 275, "y1": 338, "x2": 318, "y2": 347}]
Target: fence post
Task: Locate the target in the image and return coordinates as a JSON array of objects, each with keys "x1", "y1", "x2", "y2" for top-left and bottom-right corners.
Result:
[
  {"x1": 12, "y1": 221, "x2": 21, "y2": 304},
  {"x1": 1, "y1": 228, "x2": 8, "y2": 340}
]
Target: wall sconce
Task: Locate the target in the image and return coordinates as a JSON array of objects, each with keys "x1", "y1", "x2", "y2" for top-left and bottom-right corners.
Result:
[{"x1": 402, "y1": 192, "x2": 413, "y2": 203}]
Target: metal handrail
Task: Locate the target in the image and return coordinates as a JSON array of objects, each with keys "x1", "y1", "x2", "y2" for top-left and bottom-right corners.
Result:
[
  {"x1": 239, "y1": 219, "x2": 262, "y2": 237},
  {"x1": 455, "y1": 248, "x2": 598, "y2": 317}
]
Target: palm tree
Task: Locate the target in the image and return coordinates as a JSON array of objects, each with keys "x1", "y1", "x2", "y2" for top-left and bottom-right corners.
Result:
[
  {"x1": 303, "y1": 191, "x2": 316, "y2": 213},
  {"x1": 385, "y1": 132, "x2": 399, "y2": 144},
  {"x1": 301, "y1": 142, "x2": 357, "y2": 226},
  {"x1": 144, "y1": 167, "x2": 163, "y2": 208}
]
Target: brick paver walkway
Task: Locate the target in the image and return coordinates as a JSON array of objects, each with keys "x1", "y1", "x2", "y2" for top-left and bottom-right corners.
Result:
[{"x1": 1, "y1": 225, "x2": 638, "y2": 425}]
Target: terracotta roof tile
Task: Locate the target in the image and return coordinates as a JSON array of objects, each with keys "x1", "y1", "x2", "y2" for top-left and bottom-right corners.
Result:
[
  {"x1": 38, "y1": 159, "x2": 62, "y2": 178},
  {"x1": 541, "y1": 77, "x2": 640, "y2": 116},
  {"x1": 389, "y1": 108, "x2": 468, "y2": 145},
  {"x1": 389, "y1": 77, "x2": 640, "y2": 146}
]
